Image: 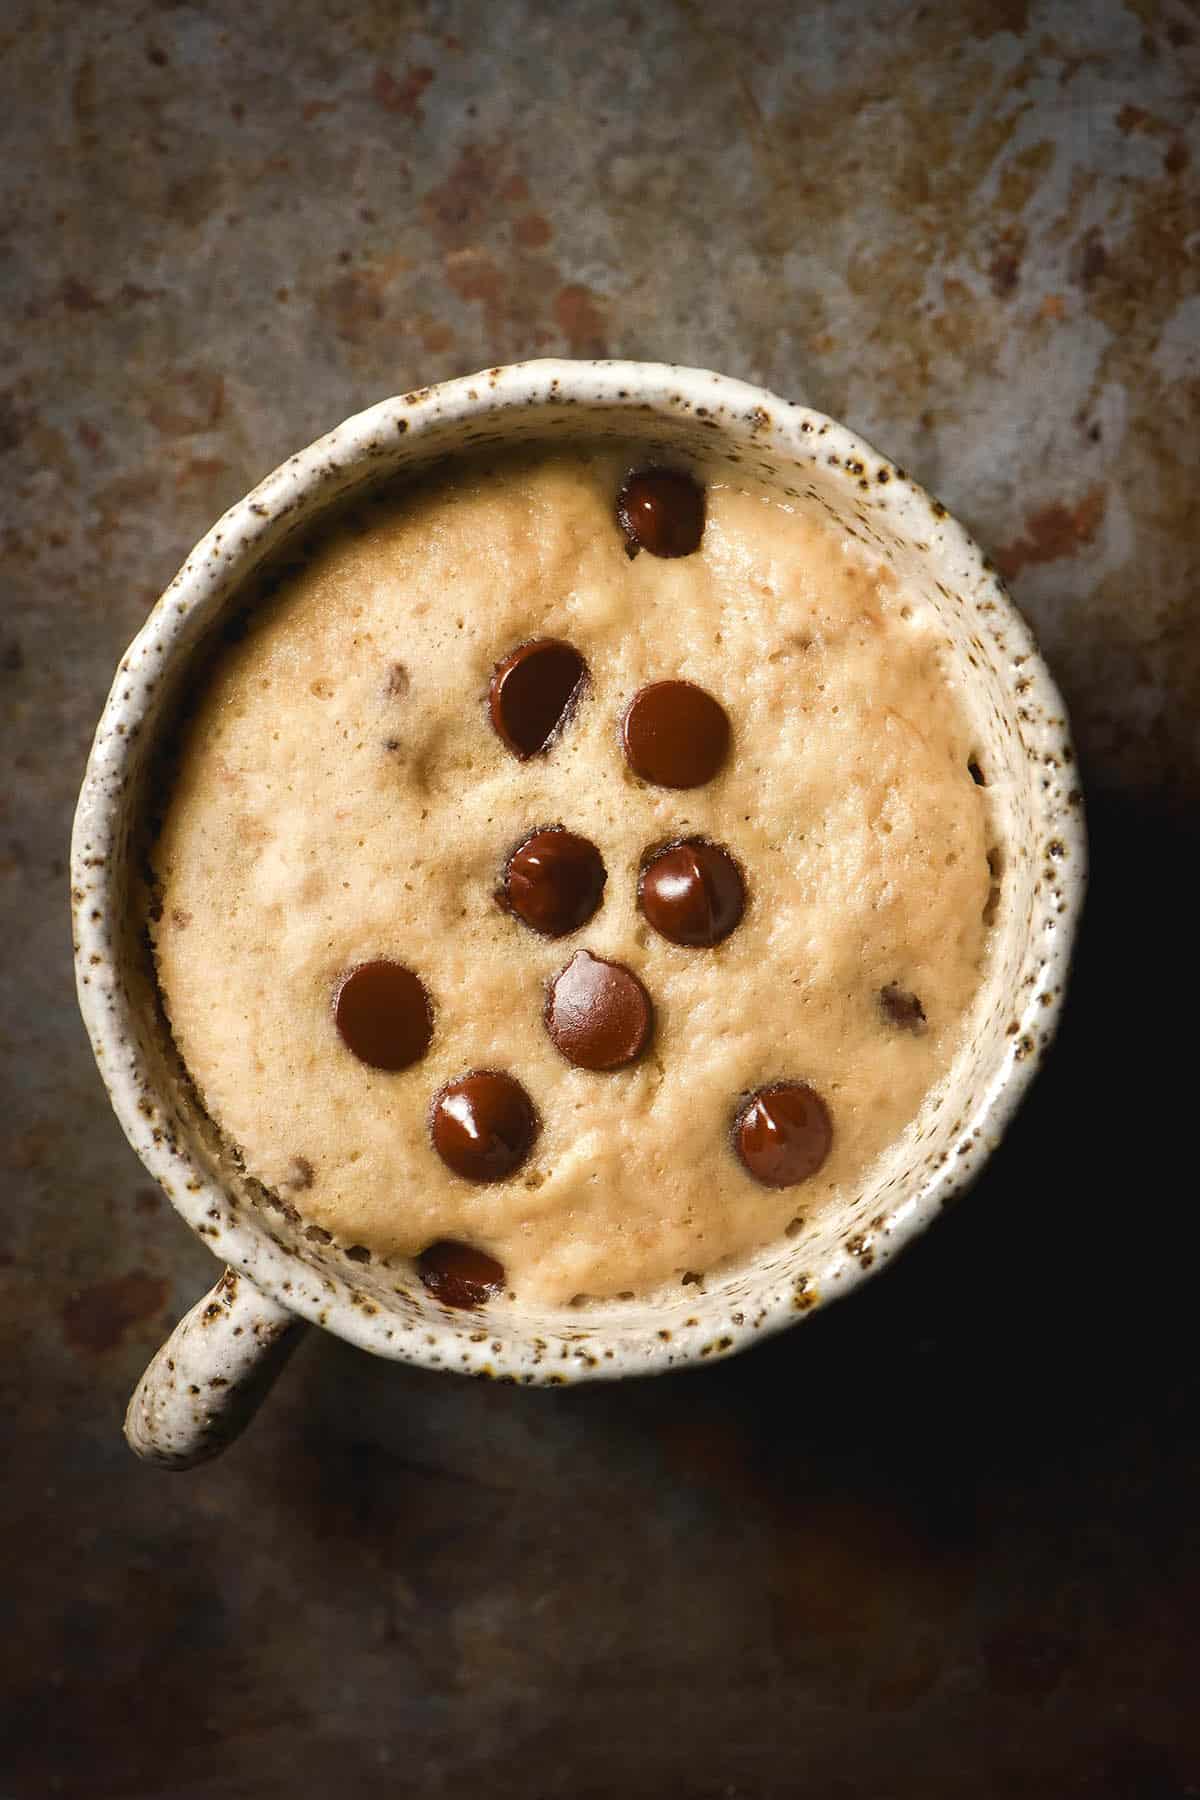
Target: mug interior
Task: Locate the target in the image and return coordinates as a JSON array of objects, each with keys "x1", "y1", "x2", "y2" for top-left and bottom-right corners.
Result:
[{"x1": 73, "y1": 363, "x2": 1082, "y2": 1381}]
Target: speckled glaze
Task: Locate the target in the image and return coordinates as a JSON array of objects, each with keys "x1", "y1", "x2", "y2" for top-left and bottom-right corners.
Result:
[
  {"x1": 124, "y1": 1268, "x2": 303, "y2": 1469},
  {"x1": 71, "y1": 360, "x2": 1085, "y2": 1463}
]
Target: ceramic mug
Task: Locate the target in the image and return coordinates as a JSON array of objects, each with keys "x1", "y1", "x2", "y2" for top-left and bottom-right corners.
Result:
[{"x1": 71, "y1": 360, "x2": 1085, "y2": 1468}]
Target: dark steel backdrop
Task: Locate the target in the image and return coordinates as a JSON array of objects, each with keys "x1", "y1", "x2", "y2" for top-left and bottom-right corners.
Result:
[{"x1": 3, "y1": 0, "x2": 1198, "y2": 1794}]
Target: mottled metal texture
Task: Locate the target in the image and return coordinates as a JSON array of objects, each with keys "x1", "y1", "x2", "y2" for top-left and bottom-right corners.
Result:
[{"x1": 2, "y1": 0, "x2": 1197, "y2": 1795}]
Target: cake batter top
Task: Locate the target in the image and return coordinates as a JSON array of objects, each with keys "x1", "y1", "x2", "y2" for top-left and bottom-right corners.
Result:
[{"x1": 151, "y1": 444, "x2": 991, "y2": 1306}]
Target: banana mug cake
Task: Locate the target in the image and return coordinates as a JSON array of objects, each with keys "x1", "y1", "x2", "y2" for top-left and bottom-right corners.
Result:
[{"x1": 150, "y1": 445, "x2": 992, "y2": 1310}]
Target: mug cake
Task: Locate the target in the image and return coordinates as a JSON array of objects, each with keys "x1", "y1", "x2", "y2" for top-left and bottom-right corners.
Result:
[{"x1": 149, "y1": 444, "x2": 992, "y2": 1308}]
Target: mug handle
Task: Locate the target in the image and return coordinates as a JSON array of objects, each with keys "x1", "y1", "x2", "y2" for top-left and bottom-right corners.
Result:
[{"x1": 125, "y1": 1267, "x2": 306, "y2": 1469}]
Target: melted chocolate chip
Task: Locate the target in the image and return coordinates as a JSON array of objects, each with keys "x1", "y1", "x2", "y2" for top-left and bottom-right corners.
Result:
[
  {"x1": 545, "y1": 949, "x2": 653, "y2": 1070},
  {"x1": 430, "y1": 1070, "x2": 538, "y2": 1182},
  {"x1": 417, "y1": 1239, "x2": 506, "y2": 1309},
  {"x1": 734, "y1": 1083, "x2": 833, "y2": 1188},
  {"x1": 616, "y1": 468, "x2": 705, "y2": 558},
  {"x1": 334, "y1": 961, "x2": 433, "y2": 1071},
  {"x1": 639, "y1": 839, "x2": 745, "y2": 947},
  {"x1": 504, "y1": 827, "x2": 606, "y2": 937},
  {"x1": 880, "y1": 983, "x2": 927, "y2": 1033},
  {"x1": 622, "y1": 681, "x2": 730, "y2": 788},
  {"x1": 489, "y1": 638, "x2": 586, "y2": 758}
]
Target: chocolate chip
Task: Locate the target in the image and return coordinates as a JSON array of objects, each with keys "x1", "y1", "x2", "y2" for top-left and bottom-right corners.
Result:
[
  {"x1": 616, "y1": 468, "x2": 705, "y2": 558},
  {"x1": 733, "y1": 1083, "x2": 833, "y2": 1188},
  {"x1": 880, "y1": 984, "x2": 927, "y2": 1033},
  {"x1": 334, "y1": 961, "x2": 433, "y2": 1071},
  {"x1": 504, "y1": 827, "x2": 606, "y2": 937},
  {"x1": 417, "y1": 1239, "x2": 506, "y2": 1309},
  {"x1": 545, "y1": 949, "x2": 653, "y2": 1070},
  {"x1": 430, "y1": 1070, "x2": 538, "y2": 1182},
  {"x1": 621, "y1": 680, "x2": 730, "y2": 789},
  {"x1": 639, "y1": 839, "x2": 745, "y2": 947},
  {"x1": 489, "y1": 638, "x2": 586, "y2": 758}
]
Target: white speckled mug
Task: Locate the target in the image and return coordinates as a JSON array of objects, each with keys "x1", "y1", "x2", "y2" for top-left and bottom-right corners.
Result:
[{"x1": 71, "y1": 361, "x2": 1085, "y2": 1468}]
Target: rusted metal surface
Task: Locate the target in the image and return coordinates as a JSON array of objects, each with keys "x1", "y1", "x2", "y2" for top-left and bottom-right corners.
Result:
[{"x1": 2, "y1": 0, "x2": 1198, "y2": 1793}]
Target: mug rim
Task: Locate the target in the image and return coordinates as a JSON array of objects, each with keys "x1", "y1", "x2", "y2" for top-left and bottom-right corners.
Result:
[{"x1": 71, "y1": 358, "x2": 1086, "y2": 1382}]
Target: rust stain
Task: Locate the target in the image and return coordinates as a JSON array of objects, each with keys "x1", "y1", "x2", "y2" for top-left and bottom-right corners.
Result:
[
  {"x1": 962, "y1": 0, "x2": 1030, "y2": 34},
  {"x1": 418, "y1": 318, "x2": 456, "y2": 354},
  {"x1": 424, "y1": 142, "x2": 503, "y2": 251},
  {"x1": 444, "y1": 246, "x2": 510, "y2": 343},
  {"x1": 87, "y1": 469, "x2": 163, "y2": 544},
  {"x1": 117, "y1": 281, "x2": 163, "y2": 307},
  {"x1": 147, "y1": 369, "x2": 225, "y2": 436},
  {"x1": 1116, "y1": 102, "x2": 1155, "y2": 135},
  {"x1": 993, "y1": 486, "x2": 1107, "y2": 581},
  {"x1": 24, "y1": 417, "x2": 75, "y2": 483},
  {"x1": 372, "y1": 64, "x2": 435, "y2": 118},
  {"x1": 0, "y1": 392, "x2": 29, "y2": 453},
  {"x1": 987, "y1": 243, "x2": 1022, "y2": 297},
  {"x1": 1061, "y1": 151, "x2": 1200, "y2": 836},
  {"x1": 1074, "y1": 228, "x2": 1109, "y2": 288},
  {"x1": 445, "y1": 246, "x2": 506, "y2": 308},
  {"x1": 315, "y1": 251, "x2": 409, "y2": 345},
  {"x1": 513, "y1": 212, "x2": 553, "y2": 249},
  {"x1": 301, "y1": 99, "x2": 338, "y2": 122},
  {"x1": 994, "y1": 139, "x2": 1055, "y2": 214},
  {"x1": 419, "y1": 142, "x2": 596, "y2": 358},
  {"x1": 174, "y1": 455, "x2": 230, "y2": 488},
  {"x1": 166, "y1": 168, "x2": 223, "y2": 229},
  {"x1": 60, "y1": 277, "x2": 103, "y2": 314},
  {"x1": 426, "y1": 148, "x2": 541, "y2": 251},
  {"x1": 675, "y1": 12, "x2": 801, "y2": 265},
  {"x1": 554, "y1": 283, "x2": 608, "y2": 355},
  {"x1": 62, "y1": 1270, "x2": 170, "y2": 1354},
  {"x1": 1084, "y1": 158, "x2": 1198, "y2": 347},
  {"x1": 1049, "y1": 164, "x2": 1099, "y2": 249},
  {"x1": 1164, "y1": 138, "x2": 1189, "y2": 176},
  {"x1": 3, "y1": 1125, "x2": 57, "y2": 1170},
  {"x1": 929, "y1": 276, "x2": 991, "y2": 360},
  {"x1": 71, "y1": 56, "x2": 96, "y2": 128}
]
